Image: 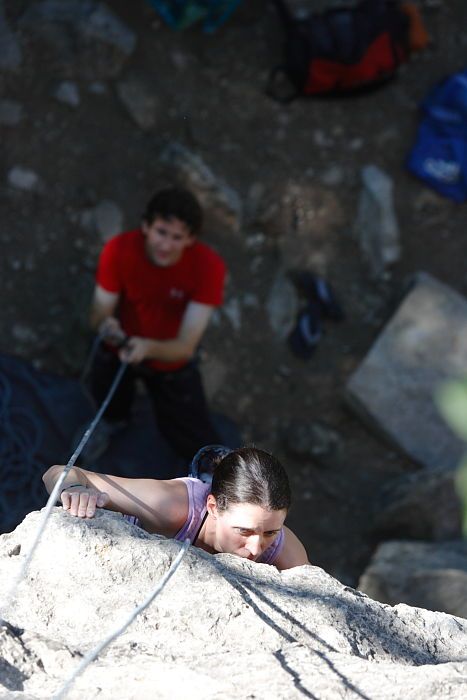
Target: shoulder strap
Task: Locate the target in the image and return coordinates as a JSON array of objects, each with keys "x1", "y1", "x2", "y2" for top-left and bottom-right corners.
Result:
[{"x1": 192, "y1": 509, "x2": 208, "y2": 544}]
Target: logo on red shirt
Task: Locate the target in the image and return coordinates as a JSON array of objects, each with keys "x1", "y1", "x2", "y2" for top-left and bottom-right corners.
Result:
[{"x1": 169, "y1": 288, "x2": 185, "y2": 300}]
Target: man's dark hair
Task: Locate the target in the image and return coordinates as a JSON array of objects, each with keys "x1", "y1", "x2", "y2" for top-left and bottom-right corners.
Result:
[
  {"x1": 142, "y1": 187, "x2": 203, "y2": 235},
  {"x1": 211, "y1": 447, "x2": 291, "y2": 513}
]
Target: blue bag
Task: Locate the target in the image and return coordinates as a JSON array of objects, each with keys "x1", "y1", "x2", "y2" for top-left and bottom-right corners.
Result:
[{"x1": 407, "y1": 69, "x2": 467, "y2": 202}]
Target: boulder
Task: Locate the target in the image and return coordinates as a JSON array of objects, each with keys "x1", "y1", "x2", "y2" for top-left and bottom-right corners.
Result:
[
  {"x1": 354, "y1": 165, "x2": 401, "y2": 278},
  {"x1": 346, "y1": 273, "x2": 467, "y2": 470},
  {"x1": 159, "y1": 142, "x2": 242, "y2": 234},
  {"x1": 75, "y1": 200, "x2": 124, "y2": 243},
  {"x1": 94, "y1": 200, "x2": 124, "y2": 242},
  {"x1": 116, "y1": 77, "x2": 160, "y2": 131},
  {"x1": 19, "y1": 2, "x2": 136, "y2": 79},
  {"x1": 282, "y1": 419, "x2": 343, "y2": 467},
  {"x1": 374, "y1": 466, "x2": 462, "y2": 541},
  {"x1": 265, "y1": 271, "x2": 299, "y2": 340},
  {"x1": 1, "y1": 509, "x2": 467, "y2": 698},
  {"x1": 358, "y1": 540, "x2": 467, "y2": 618}
]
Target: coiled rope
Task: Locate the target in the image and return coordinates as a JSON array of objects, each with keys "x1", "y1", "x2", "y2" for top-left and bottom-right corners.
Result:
[
  {"x1": 0, "y1": 358, "x2": 128, "y2": 620},
  {"x1": 0, "y1": 340, "x2": 194, "y2": 699},
  {"x1": 0, "y1": 368, "x2": 47, "y2": 529}
]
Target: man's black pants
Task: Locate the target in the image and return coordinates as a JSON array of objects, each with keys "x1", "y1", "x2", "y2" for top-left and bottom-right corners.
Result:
[{"x1": 89, "y1": 345, "x2": 220, "y2": 462}]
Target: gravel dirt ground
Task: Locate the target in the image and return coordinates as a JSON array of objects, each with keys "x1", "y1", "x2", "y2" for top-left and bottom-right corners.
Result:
[{"x1": 1, "y1": 0, "x2": 466, "y2": 584}]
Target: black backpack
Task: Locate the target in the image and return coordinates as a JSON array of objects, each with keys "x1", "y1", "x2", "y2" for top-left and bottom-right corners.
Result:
[{"x1": 267, "y1": 0, "x2": 410, "y2": 101}]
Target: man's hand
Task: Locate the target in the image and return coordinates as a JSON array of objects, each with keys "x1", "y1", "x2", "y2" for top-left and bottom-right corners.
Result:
[
  {"x1": 119, "y1": 337, "x2": 151, "y2": 364},
  {"x1": 61, "y1": 485, "x2": 109, "y2": 519},
  {"x1": 98, "y1": 317, "x2": 126, "y2": 347}
]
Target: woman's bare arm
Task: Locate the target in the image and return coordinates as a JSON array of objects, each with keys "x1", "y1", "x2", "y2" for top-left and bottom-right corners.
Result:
[
  {"x1": 274, "y1": 526, "x2": 310, "y2": 571},
  {"x1": 42, "y1": 465, "x2": 188, "y2": 536}
]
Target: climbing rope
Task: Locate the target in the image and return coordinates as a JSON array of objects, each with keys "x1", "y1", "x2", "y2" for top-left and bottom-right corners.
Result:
[
  {"x1": 52, "y1": 538, "x2": 190, "y2": 700},
  {"x1": 0, "y1": 340, "x2": 194, "y2": 700},
  {"x1": 0, "y1": 356, "x2": 128, "y2": 621}
]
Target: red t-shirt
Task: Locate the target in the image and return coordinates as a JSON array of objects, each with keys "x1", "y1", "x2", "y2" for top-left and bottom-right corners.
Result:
[{"x1": 96, "y1": 229, "x2": 226, "y2": 371}]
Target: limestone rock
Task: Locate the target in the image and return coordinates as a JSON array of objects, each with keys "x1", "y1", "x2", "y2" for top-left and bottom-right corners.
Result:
[
  {"x1": 200, "y1": 355, "x2": 228, "y2": 401},
  {"x1": 0, "y1": 100, "x2": 24, "y2": 126},
  {"x1": 11, "y1": 324, "x2": 39, "y2": 346},
  {"x1": 7, "y1": 167, "x2": 41, "y2": 192},
  {"x1": 0, "y1": 622, "x2": 43, "y2": 693},
  {"x1": 346, "y1": 273, "x2": 467, "y2": 471},
  {"x1": 1, "y1": 509, "x2": 467, "y2": 698},
  {"x1": 358, "y1": 540, "x2": 467, "y2": 618},
  {"x1": 53, "y1": 81, "x2": 80, "y2": 108},
  {"x1": 245, "y1": 181, "x2": 266, "y2": 223},
  {"x1": 159, "y1": 142, "x2": 242, "y2": 234},
  {"x1": 222, "y1": 297, "x2": 242, "y2": 332},
  {"x1": 94, "y1": 200, "x2": 124, "y2": 242},
  {"x1": 282, "y1": 420, "x2": 342, "y2": 465},
  {"x1": 374, "y1": 466, "x2": 462, "y2": 541},
  {"x1": 266, "y1": 271, "x2": 299, "y2": 340},
  {"x1": 320, "y1": 164, "x2": 345, "y2": 187},
  {"x1": 76, "y1": 200, "x2": 124, "y2": 242},
  {"x1": 116, "y1": 76, "x2": 159, "y2": 131},
  {"x1": 79, "y1": 3, "x2": 136, "y2": 55},
  {"x1": 354, "y1": 165, "x2": 401, "y2": 278}
]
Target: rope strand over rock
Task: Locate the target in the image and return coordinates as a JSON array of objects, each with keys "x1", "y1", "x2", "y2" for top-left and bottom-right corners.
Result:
[{"x1": 52, "y1": 538, "x2": 190, "y2": 700}]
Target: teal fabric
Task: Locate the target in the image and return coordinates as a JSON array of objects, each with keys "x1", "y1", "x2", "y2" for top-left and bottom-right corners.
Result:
[{"x1": 146, "y1": 0, "x2": 242, "y2": 32}]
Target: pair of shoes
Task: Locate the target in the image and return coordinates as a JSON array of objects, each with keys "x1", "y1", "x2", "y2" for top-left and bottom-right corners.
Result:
[
  {"x1": 72, "y1": 419, "x2": 128, "y2": 464},
  {"x1": 288, "y1": 302, "x2": 322, "y2": 360},
  {"x1": 287, "y1": 270, "x2": 345, "y2": 360},
  {"x1": 295, "y1": 271, "x2": 345, "y2": 321}
]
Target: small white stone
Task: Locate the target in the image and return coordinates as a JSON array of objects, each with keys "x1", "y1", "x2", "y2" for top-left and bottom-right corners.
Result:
[
  {"x1": 95, "y1": 200, "x2": 124, "y2": 241},
  {"x1": 0, "y1": 99, "x2": 24, "y2": 126},
  {"x1": 12, "y1": 323, "x2": 38, "y2": 343},
  {"x1": 8, "y1": 166, "x2": 40, "y2": 191},
  {"x1": 88, "y1": 82, "x2": 108, "y2": 95},
  {"x1": 54, "y1": 81, "x2": 80, "y2": 107},
  {"x1": 222, "y1": 298, "x2": 242, "y2": 332},
  {"x1": 320, "y1": 165, "x2": 345, "y2": 187}
]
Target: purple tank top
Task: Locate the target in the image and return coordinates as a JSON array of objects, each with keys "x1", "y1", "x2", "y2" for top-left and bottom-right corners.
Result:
[{"x1": 174, "y1": 477, "x2": 285, "y2": 566}]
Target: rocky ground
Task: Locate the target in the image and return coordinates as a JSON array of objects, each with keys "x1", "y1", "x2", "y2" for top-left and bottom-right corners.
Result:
[{"x1": 1, "y1": 0, "x2": 466, "y2": 585}]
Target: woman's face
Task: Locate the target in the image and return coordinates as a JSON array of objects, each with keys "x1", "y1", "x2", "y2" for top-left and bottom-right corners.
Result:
[{"x1": 208, "y1": 499, "x2": 287, "y2": 561}]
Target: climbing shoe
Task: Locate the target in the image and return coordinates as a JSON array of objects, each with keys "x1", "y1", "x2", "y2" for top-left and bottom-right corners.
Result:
[
  {"x1": 295, "y1": 271, "x2": 345, "y2": 321},
  {"x1": 288, "y1": 302, "x2": 322, "y2": 359}
]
